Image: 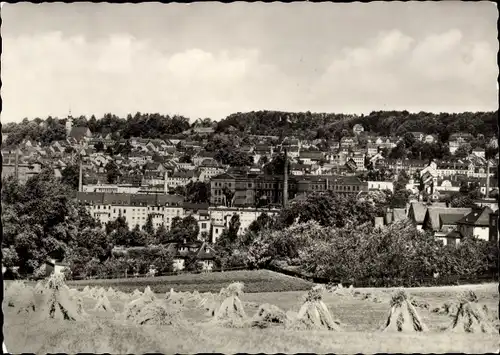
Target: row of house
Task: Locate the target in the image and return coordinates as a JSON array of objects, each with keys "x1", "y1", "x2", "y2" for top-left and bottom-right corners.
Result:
[
  {"x1": 406, "y1": 202, "x2": 498, "y2": 246},
  {"x1": 76, "y1": 191, "x2": 280, "y2": 243}
]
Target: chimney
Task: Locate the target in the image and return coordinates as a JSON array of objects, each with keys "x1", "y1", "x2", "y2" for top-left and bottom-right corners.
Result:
[
  {"x1": 283, "y1": 148, "x2": 288, "y2": 209},
  {"x1": 164, "y1": 171, "x2": 168, "y2": 194},
  {"x1": 78, "y1": 156, "x2": 83, "y2": 192},
  {"x1": 14, "y1": 147, "x2": 19, "y2": 182},
  {"x1": 486, "y1": 161, "x2": 490, "y2": 198}
]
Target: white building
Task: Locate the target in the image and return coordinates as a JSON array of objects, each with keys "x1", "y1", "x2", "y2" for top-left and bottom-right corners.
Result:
[
  {"x1": 209, "y1": 206, "x2": 280, "y2": 242},
  {"x1": 77, "y1": 192, "x2": 184, "y2": 231},
  {"x1": 367, "y1": 180, "x2": 394, "y2": 193}
]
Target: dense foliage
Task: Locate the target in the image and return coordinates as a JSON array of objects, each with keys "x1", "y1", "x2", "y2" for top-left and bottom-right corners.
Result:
[
  {"x1": 215, "y1": 110, "x2": 498, "y2": 142},
  {"x1": 1, "y1": 112, "x2": 191, "y2": 146},
  {"x1": 276, "y1": 190, "x2": 386, "y2": 229},
  {"x1": 3, "y1": 110, "x2": 496, "y2": 149}
]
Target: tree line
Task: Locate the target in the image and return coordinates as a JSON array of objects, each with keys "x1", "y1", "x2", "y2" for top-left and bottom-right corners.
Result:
[{"x1": 3, "y1": 110, "x2": 497, "y2": 148}]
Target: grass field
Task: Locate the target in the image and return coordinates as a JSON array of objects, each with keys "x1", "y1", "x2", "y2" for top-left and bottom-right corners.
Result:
[
  {"x1": 4, "y1": 273, "x2": 499, "y2": 354},
  {"x1": 66, "y1": 269, "x2": 316, "y2": 293}
]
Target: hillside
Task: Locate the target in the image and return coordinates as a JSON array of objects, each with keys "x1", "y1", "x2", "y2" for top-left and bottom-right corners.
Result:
[
  {"x1": 215, "y1": 110, "x2": 498, "y2": 142},
  {"x1": 2, "y1": 110, "x2": 497, "y2": 147}
]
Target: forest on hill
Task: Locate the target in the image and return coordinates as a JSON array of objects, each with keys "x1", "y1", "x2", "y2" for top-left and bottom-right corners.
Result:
[
  {"x1": 1, "y1": 110, "x2": 497, "y2": 147},
  {"x1": 215, "y1": 110, "x2": 499, "y2": 142}
]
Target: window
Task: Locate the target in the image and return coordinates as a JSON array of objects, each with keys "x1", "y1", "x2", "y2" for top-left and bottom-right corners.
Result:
[{"x1": 201, "y1": 223, "x2": 207, "y2": 229}]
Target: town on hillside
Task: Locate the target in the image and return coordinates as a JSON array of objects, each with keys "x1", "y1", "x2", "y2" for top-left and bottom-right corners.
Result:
[{"x1": 2, "y1": 111, "x2": 499, "y2": 275}]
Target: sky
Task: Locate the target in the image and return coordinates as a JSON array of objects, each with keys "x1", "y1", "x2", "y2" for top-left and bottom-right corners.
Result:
[{"x1": 1, "y1": 2, "x2": 498, "y2": 123}]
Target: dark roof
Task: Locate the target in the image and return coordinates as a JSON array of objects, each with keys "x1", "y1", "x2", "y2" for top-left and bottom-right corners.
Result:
[
  {"x1": 392, "y1": 208, "x2": 407, "y2": 221},
  {"x1": 69, "y1": 126, "x2": 91, "y2": 141},
  {"x1": 424, "y1": 207, "x2": 472, "y2": 231},
  {"x1": 445, "y1": 230, "x2": 464, "y2": 239},
  {"x1": 196, "y1": 242, "x2": 216, "y2": 260},
  {"x1": 299, "y1": 151, "x2": 324, "y2": 159},
  {"x1": 456, "y1": 206, "x2": 493, "y2": 227},
  {"x1": 197, "y1": 151, "x2": 216, "y2": 158},
  {"x1": 182, "y1": 202, "x2": 210, "y2": 211},
  {"x1": 439, "y1": 213, "x2": 469, "y2": 226}
]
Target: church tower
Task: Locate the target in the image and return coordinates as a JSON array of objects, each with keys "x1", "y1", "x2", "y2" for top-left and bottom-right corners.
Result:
[{"x1": 66, "y1": 109, "x2": 73, "y2": 137}]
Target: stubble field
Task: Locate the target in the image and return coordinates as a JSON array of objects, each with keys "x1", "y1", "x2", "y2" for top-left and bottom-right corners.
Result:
[{"x1": 4, "y1": 271, "x2": 499, "y2": 354}]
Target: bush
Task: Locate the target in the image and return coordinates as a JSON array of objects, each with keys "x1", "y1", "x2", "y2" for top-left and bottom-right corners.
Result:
[{"x1": 251, "y1": 219, "x2": 498, "y2": 287}]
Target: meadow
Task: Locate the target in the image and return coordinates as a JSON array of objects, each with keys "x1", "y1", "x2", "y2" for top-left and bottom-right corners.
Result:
[
  {"x1": 4, "y1": 271, "x2": 499, "y2": 354},
  {"x1": 66, "y1": 269, "x2": 315, "y2": 293}
]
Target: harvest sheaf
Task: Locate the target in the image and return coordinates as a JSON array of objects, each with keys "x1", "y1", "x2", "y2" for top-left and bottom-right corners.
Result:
[{"x1": 4, "y1": 272, "x2": 498, "y2": 354}]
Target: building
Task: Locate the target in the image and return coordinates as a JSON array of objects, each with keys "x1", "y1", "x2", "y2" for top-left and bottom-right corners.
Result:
[
  {"x1": 82, "y1": 184, "x2": 143, "y2": 194},
  {"x1": 165, "y1": 170, "x2": 198, "y2": 189},
  {"x1": 353, "y1": 124, "x2": 364, "y2": 135},
  {"x1": 298, "y1": 151, "x2": 325, "y2": 165},
  {"x1": 1, "y1": 161, "x2": 42, "y2": 184},
  {"x1": 367, "y1": 180, "x2": 394, "y2": 193},
  {"x1": 489, "y1": 210, "x2": 498, "y2": 242},
  {"x1": 474, "y1": 199, "x2": 499, "y2": 212},
  {"x1": 410, "y1": 132, "x2": 425, "y2": 141},
  {"x1": 209, "y1": 206, "x2": 280, "y2": 241},
  {"x1": 421, "y1": 207, "x2": 472, "y2": 241},
  {"x1": 197, "y1": 160, "x2": 226, "y2": 182},
  {"x1": 210, "y1": 171, "x2": 298, "y2": 207},
  {"x1": 448, "y1": 133, "x2": 473, "y2": 154},
  {"x1": 455, "y1": 206, "x2": 494, "y2": 241},
  {"x1": 472, "y1": 149, "x2": 486, "y2": 158},
  {"x1": 182, "y1": 202, "x2": 211, "y2": 240},
  {"x1": 170, "y1": 241, "x2": 216, "y2": 271},
  {"x1": 77, "y1": 192, "x2": 184, "y2": 231},
  {"x1": 407, "y1": 202, "x2": 446, "y2": 230}
]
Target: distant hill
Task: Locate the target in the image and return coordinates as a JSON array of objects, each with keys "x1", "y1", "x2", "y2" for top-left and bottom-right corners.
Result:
[
  {"x1": 215, "y1": 110, "x2": 498, "y2": 142},
  {"x1": 2, "y1": 110, "x2": 497, "y2": 146}
]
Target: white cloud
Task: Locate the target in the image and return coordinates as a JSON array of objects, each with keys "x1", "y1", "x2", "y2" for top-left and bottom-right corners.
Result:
[
  {"x1": 310, "y1": 29, "x2": 498, "y2": 113},
  {"x1": 1, "y1": 27, "x2": 497, "y2": 123},
  {"x1": 2, "y1": 32, "x2": 296, "y2": 121}
]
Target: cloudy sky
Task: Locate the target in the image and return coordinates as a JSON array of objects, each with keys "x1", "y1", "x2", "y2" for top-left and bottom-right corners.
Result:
[{"x1": 1, "y1": 2, "x2": 498, "y2": 123}]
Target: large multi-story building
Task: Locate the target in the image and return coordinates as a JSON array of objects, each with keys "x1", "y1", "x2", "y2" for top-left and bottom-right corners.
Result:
[
  {"x1": 210, "y1": 172, "x2": 299, "y2": 207},
  {"x1": 210, "y1": 172, "x2": 368, "y2": 207},
  {"x1": 77, "y1": 192, "x2": 184, "y2": 230}
]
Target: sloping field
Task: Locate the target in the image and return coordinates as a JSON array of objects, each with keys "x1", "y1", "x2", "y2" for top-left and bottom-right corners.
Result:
[
  {"x1": 4, "y1": 277, "x2": 498, "y2": 354},
  {"x1": 66, "y1": 270, "x2": 315, "y2": 293}
]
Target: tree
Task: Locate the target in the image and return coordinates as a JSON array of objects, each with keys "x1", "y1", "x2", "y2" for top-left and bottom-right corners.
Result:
[
  {"x1": 185, "y1": 181, "x2": 211, "y2": 204},
  {"x1": 185, "y1": 252, "x2": 203, "y2": 272},
  {"x1": 248, "y1": 213, "x2": 273, "y2": 235},
  {"x1": 128, "y1": 224, "x2": 148, "y2": 247},
  {"x1": 1, "y1": 172, "x2": 83, "y2": 274},
  {"x1": 155, "y1": 223, "x2": 169, "y2": 244},
  {"x1": 389, "y1": 141, "x2": 406, "y2": 159},
  {"x1": 105, "y1": 161, "x2": 120, "y2": 184},
  {"x1": 61, "y1": 164, "x2": 80, "y2": 190},
  {"x1": 73, "y1": 227, "x2": 112, "y2": 263},
  {"x1": 143, "y1": 214, "x2": 155, "y2": 236},
  {"x1": 264, "y1": 153, "x2": 291, "y2": 175},
  {"x1": 94, "y1": 141, "x2": 104, "y2": 152},
  {"x1": 454, "y1": 144, "x2": 472, "y2": 158},
  {"x1": 179, "y1": 154, "x2": 192, "y2": 164},
  {"x1": 277, "y1": 190, "x2": 384, "y2": 230},
  {"x1": 168, "y1": 215, "x2": 200, "y2": 243},
  {"x1": 106, "y1": 216, "x2": 130, "y2": 246},
  {"x1": 214, "y1": 214, "x2": 241, "y2": 268},
  {"x1": 403, "y1": 133, "x2": 416, "y2": 149},
  {"x1": 221, "y1": 186, "x2": 235, "y2": 207}
]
